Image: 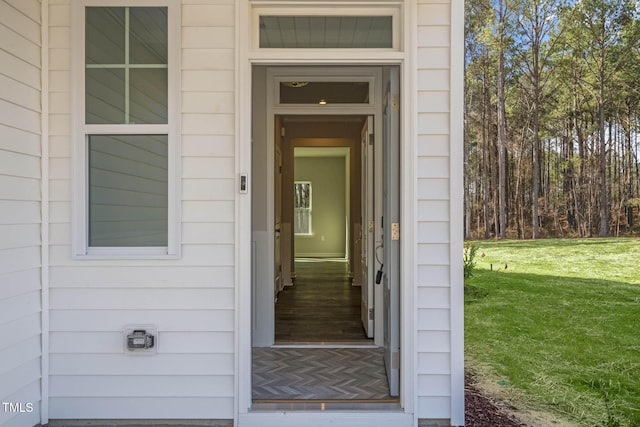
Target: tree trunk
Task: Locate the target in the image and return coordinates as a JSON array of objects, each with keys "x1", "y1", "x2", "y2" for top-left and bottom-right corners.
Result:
[
  {"x1": 482, "y1": 71, "x2": 491, "y2": 239},
  {"x1": 598, "y1": 98, "x2": 607, "y2": 237},
  {"x1": 464, "y1": 90, "x2": 472, "y2": 240},
  {"x1": 496, "y1": 0, "x2": 508, "y2": 239},
  {"x1": 530, "y1": 6, "x2": 541, "y2": 239}
]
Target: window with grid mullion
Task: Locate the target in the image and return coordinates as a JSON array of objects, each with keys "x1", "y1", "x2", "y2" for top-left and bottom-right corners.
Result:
[
  {"x1": 83, "y1": 5, "x2": 171, "y2": 251},
  {"x1": 85, "y1": 6, "x2": 168, "y2": 125}
]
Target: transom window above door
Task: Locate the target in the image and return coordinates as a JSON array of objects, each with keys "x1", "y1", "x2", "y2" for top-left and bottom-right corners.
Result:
[
  {"x1": 252, "y1": 6, "x2": 400, "y2": 51},
  {"x1": 260, "y1": 16, "x2": 393, "y2": 48}
]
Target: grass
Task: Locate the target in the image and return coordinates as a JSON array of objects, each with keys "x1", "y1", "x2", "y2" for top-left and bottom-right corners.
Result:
[{"x1": 464, "y1": 238, "x2": 640, "y2": 427}]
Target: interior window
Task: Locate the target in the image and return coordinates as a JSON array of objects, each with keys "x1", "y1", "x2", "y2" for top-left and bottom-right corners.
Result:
[
  {"x1": 294, "y1": 181, "x2": 312, "y2": 235},
  {"x1": 279, "y1": 81, "x2": 370, "y2": 104}
]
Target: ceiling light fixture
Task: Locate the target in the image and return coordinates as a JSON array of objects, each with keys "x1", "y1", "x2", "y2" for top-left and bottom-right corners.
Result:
[
  {"x1": 319, "y1": 99, "x2": 327, "y2": 105},
  {"x1": 282, "y1": 81, "x2": 309, "y2": 88}
]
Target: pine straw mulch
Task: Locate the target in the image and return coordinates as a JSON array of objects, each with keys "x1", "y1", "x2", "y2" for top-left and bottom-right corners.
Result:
[{"x1": 465, "y1": 371, "x2": 527, "y2": 427}]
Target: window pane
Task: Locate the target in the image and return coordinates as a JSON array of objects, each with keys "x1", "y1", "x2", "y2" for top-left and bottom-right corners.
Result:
[
  {"x1": 86, "y1": 8, "x2": 125, "y2": 64},
  {"x1": 294, "y1": 182, "x2": 312, "y2": 234},
  {"x1": 129, "y1": 7, "x2": 168, "y2": 64},
  {"x1": 86, "y1": 68, "x2": 125, "y2": 124},
  {"x1": 294, "y1": 210, "x2": 311, "y2": 234},
  {"x1": 280, "y1": 81, "x2": 370, "y2": 104},
  {"x1": 260, "y1": 16, "x2": 393, "y2": 48},
  {"x1": 294, "y1": 182, "x2": 311, "y2": 208},
  {"x1": 89, "y1": 135, "x2": 168, "y2": 247},
  {"x1": 130, "y1": 68, "x2": 168, "y2": 124},
  {"x1": 85, "y1": 7, "x2": 168, "y2": 125}
]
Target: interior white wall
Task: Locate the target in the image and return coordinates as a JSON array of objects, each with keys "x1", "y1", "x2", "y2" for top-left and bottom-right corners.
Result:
[
  {"x1": 294, "y1": 156, "x2": 347, "y2": 258},
  {"x1": 250, "y1": 66, "x2": 274, "y2": 347}
]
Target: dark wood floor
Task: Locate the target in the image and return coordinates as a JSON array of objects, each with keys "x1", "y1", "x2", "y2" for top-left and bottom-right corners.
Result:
[{"x1": 275, "y1": 259, "x2": 371, "y2": 343}]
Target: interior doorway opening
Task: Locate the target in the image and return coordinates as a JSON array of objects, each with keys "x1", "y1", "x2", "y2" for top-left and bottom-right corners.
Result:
[
  {"x1": 275, "y1": 118, "x2": 370, "y2": 345},
  {"x1": 280, "y1": 141, "x2": 370, "y2": 344},
  {"x1": 251, "y1": 66, "x2": 400, "y2": 403}
]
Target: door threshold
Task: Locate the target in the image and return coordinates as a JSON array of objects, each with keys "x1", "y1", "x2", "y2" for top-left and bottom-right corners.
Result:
[
  {"x1": 272, "y1": 342, "x2": 377, "y2": 348},
  {"x1": 251, "y1": 399, "x2": 401, "y2": 412}
]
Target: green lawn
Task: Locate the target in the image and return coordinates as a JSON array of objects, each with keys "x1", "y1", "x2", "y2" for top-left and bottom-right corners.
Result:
[{"x1": 465, "y1": 238, "x2": 640, "y2": 427}]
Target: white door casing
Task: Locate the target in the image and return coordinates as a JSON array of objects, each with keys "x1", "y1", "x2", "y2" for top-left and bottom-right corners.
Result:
[
  {"x1": 254, "y1": 67, "x2": 400, "y2": 382},
  {"x1": 237, "y1": 2, "x2": 424, "y2": 423},
  {"x1": 253, "y1": 67, "x2": 382, "y2": 347},
  {"x1": 244, "y1": 65, "x2": 412, "y2": 425}
]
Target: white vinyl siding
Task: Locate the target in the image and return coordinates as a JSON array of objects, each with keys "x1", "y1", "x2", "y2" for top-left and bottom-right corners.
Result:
[
  {"x1": 48, "y1": 0, "x2": 236, "y2": 420},
  {"x1": 416, "y1": 0, "x2": 456, "y2": 420},
  {"x1": 0, "y1": 1, "x2": 43, "y2": 426},
  {"x1": 0, "y1": 0, "x2": 467, "y2": 424}
]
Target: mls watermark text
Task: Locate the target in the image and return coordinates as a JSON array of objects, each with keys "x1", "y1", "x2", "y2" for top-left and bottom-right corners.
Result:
[{"x1": 2, "y1": 402, "x2": 34, "y2": 413}]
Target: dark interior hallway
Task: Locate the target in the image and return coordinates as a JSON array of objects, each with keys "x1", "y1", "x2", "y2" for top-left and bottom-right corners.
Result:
[{"x1": 275, "y1": 259, "x2": 371, "y2": 343}]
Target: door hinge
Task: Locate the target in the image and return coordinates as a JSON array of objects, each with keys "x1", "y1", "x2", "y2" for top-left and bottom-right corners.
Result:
[{"x1": 369, "y1": 307, "x2": 374, "y2": 320}]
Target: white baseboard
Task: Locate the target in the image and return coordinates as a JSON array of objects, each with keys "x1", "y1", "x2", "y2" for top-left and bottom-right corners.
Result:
[{"x1": 294, "y1": 253, "x2": 346, "y2": 258}]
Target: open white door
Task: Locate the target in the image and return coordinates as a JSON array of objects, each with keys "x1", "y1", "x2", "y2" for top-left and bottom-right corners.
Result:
[
  {"x1": 360, "y1": 116, "x2": 375, "y2": 338},
  {"x1": 382, "y1": 67, "x2": 400, "y2": 397},
  {"x1": 274, "y1": 121, "x2": 283, "y2": 298}
]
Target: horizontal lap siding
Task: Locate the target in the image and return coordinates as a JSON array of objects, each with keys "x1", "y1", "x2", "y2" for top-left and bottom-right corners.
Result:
[
  {"x1": 48, "y1": 1, "x2": 236, "y2": 420},
  {"x1": 416, "y1": 0, "x2": 453, "y2": 419},
  {"x1": 0, "y1": 1, "x2": 43, "y2": 426}
]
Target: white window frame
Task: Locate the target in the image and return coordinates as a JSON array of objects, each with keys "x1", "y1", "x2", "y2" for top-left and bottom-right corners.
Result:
[
  {"x1": 251, "y1": 5, "x2": 402, "y2": 52},
  {"x1": 72, "y1": 0, "x2": 181, "y2": 259},
  {"x1": 293, "y1": 181, "x2": 312, "y2": 236}
]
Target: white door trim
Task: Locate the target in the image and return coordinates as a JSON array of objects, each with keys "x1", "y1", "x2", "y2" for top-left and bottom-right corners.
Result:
[
  {"x1": 252, "y1": 67, "x2": 384, "y2": 349},
  {"x1": 235, "y1": 0, "x2": 418, "y2": 423}
]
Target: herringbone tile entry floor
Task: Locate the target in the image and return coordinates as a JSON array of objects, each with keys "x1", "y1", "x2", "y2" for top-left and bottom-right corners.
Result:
[{"x1": 252, "y1": 347, "x2": 391, "y2": 400}]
